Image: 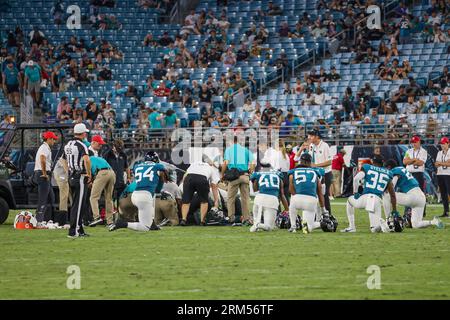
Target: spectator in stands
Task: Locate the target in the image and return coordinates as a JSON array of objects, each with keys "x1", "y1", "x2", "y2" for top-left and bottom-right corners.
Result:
[
  {"x1": 397, "y1": 15, "x2": 412, "y2": 44},
  {"x1": 154, "y1": 81, "x2": 171, "y2": 97},
  {"x1": 391, "y1": 85, "x2": 408, "y2": 103},
  {"x1": 382, "y1": 101, "x2": 398, "y2": 115},
  {"x1": 51, "y1": 0, "x2": 65, "y2": 25},
  {"x1": 424, "y1": 79, "x2": 440, "y2": 95},
  {"x1": 29, "y1": 26, "x2": 45, "y2": 46},
  {"x1": 84, "y1": 100, "x2": 100, "y2": 121},
  {"x1": 393, "y1": 114, "x2": 411, "y2": 144},
  {"x1": 303, "y1": 88, "x2": 316, "y2": 106},
  {"x1": 164, "y1": 109, "x2": 179, "y2": 129},
  {"x1": 153, "y1": 62, "x2": 167, "y2": 81},
  {"x1": 405, "y1": 95, "x2": 420, "y2": 114},
  {"x1": 158, "y1": 32, "x2": 174, "y2": 47},
  {"x1": 143, "y1": 32, "x2": 158, "y2": 47},
  {"x1": 426, "y1": 96, "x2": 441, "y2": 113},
  {"x1": 358, "y1": 82, "x2": 375, "y2": 103},
  {"x1": 279, "y1": 21, "x2": 290, "y2": 37},
  {"x1": 378, "y1": 40, "x2": 390, "y2": 57},
  {"x1": 267, "y1": 1, "x2": 282, "y2": 16},
  {"x1": 56, "y1": 96, "x2": 72, "y2": 121},
  {"x1": 221, "y1": 48, "x2": 236, "y2": 68},
  {"x1": 342, "y1": 87, "x2": 355, "y2": 119},
  {"x1": 326, "y1": 66, "x2": 341, "y2": 81},
  {"x1": 125, "y1": 81, "x2": 138, "y2": 99},
  {"x1": 2, "y1": 60, "x2": 20, "y2": 108},
  {"x1": 24, "y1": 60, "x2": 41, "y2": 106}
]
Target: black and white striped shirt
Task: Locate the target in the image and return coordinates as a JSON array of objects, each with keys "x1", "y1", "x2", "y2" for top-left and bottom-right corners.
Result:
[{"x1": 63, "y1": 139, "x2": 89, "y2": 174}]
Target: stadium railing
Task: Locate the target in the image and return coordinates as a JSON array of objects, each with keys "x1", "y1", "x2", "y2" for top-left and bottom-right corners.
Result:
[{"x1": 107, "y1": 122, "x2": 448, "y2": 149}]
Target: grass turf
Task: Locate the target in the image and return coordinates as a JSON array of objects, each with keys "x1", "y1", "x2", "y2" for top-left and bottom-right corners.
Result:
[{"x1": 0, "y1": 199, "x2": 449, "y2": 300}]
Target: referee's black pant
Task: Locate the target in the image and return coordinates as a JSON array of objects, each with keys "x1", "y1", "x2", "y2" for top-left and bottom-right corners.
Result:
[
  {"x1": 324, "y1": 171, "x2": 333, "y2": 213},
  {"x1": 437, "y1": 175, "x2": 450, "y2": 215},
  {"x1": 412, "y1": 172, "x2": 426, "y2": 217},
  {"x1": 35, "y1": 170, "x2": 55, "y2": 223},
  {"x1": 68, "y1": 173, "x2": 88, "y2": 237}
]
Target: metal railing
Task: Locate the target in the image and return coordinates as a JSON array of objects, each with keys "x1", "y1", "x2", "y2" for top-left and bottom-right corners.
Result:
[{"x1": 106, "y1": 122, "x2": 449, "y2": 149}]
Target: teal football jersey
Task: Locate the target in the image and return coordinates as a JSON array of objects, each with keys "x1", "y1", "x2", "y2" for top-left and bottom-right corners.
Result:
[
  {"x1": 288, "y1": 167, "x2": 319, "y2": 198},
  {"x1": 250, "y1": 171, "x2": 282, "y2": 197},
  {"x1": 133, "y1": 162, "x2": 166, "y2": 195},
  {"x1": 361, "y1": 164, "x2": 393, "y2": 197},
  {"x1": 391, "y1": 166, "x2": 419, "y2": 193}
]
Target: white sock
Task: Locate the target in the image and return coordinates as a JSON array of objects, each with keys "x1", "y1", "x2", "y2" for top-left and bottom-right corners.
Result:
[
  {"x1": 371, "y1": 226, "x2": 381, "y2": 233},
  {"x1": 346, "y1": 201, "x2": 356, "y2": 230},
  {"x1": 413, "y1": 220, "x2": 432, "y2": 228},
  {"x1": 289, "y1": 206, "x2": 298, "y2": 229}
]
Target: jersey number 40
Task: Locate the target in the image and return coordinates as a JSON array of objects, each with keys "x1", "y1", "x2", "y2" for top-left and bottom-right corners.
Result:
[
  {"x1": 259, "y1": 175, "x2": 280, "y2": 188},
  {"x1": 135, "y1": 166, "x2": 155, "y2": 183}
]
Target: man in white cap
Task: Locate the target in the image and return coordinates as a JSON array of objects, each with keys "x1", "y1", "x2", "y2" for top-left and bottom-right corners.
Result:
[
  {"x1": 63, "y1": 123, "x2": 93, "y2": 238},
  {"x1": 24, "y1": 60, "x2": 42, "y2": 106}
]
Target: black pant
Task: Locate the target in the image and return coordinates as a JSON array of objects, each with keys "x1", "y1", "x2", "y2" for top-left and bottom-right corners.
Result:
[
  {"x1": 282, "y1": 172, "x2": 290, "y2": 202},
  {"x1": 182, "y1": 174, "x2": 210, "y2": 204},
  {"x1": 113, "y1": 184, "x2": 126, "y2": 208},
  {"x1": 324, "y1": 171, "x2": 333, "y2": 213},
  {"x1": 437, "y1": 175, "x2": 450, "y2": 214},
  {"x1": 68, "y1": 174, "x2": 88, "y2": 236},
  {"x1": 412, "y1": 172, "x2": 426, "y2": 217},
  {"x1": 35, "y1": 171, "x2": 55, "y2": 223}
]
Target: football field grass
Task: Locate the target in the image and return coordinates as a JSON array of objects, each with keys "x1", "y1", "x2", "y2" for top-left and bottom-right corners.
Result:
[{"x1": 0, "y1": 199, "x2": 449, "y2": 300}]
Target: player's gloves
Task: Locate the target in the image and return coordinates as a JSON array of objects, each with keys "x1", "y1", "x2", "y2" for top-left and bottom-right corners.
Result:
[
  {"x1": 354, "y1": 192, "x2": 361, "y2": 200},
  {"x1": 321, "y1": 207, "x2": 329, "y2": 216},
  {"x1": 391, "y1": 210, "x2": 400, "y2": 218}
]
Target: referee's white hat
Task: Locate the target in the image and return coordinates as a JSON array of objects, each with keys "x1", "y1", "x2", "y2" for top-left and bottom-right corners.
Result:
[{"x1": 74, "y1": 123, "x2": 89, "y2": 134}]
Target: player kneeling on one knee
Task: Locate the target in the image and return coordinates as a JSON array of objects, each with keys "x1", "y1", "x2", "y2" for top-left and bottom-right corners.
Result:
[
  {"x1": 109, "y1": 151, "x2": 167, "y2": 232},
  {"x1": 250, "y1": 168, "x2": 289, "y2": 232},
  {"x1": 383, "y1": 159, "x2": 444, "y2": 230},
  {"x1": 288, "y1": 153, "x2": 331, "y2": 234},
  {"x1": 343, "y1": 155, "x2": 397, "y2": 233}
]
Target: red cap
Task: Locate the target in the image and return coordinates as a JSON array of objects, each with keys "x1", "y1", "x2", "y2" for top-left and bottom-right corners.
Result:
[
  {"x1": 42, "y1": 131, "x2": 58, "y2": 140},
  {"x1": 440, "y1": 137, "x2": 449, "y2": 144},
  {"x1": 91, "y1": 135, "x2": 106, "y2": 145},
  {"x1": 410, "y1": 136, "x2": 421, "y2": 143}
]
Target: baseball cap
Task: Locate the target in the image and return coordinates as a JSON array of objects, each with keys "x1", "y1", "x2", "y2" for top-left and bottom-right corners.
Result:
[
  {"x1": 74, "y1": 123, "x2": 89, "y2": 134},
  {"x1": 410, "y1": 135, "x2": 421, "y2": 143},
  {"x1": 28, "y1": 60, "x2": 34, "y2": 66},
  {"x1": 440, "y1": 137, "x2": 449, "y2": 144},
  {"x1": 42, "y1": 131, "x2": 58, "y2": 140},
  {"x1": 91, "y1": 135, "x2": 106, "y2": 145},
  {"x1": 106, "y1": 100, "x2": 112, "y2": 105},
  {"x1": 399, "y1": 114, "x2": 407, "y2": 118}
]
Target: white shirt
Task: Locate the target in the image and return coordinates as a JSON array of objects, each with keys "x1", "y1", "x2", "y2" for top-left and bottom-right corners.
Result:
[
  {"x1": 187, "y1": 162, "x2": 220, "y2": 184},
  {"x1": 436, "y1": 149, "x2": 450, "y2": 176},
  {"x1": 88, "y1": 146, "x2": 98, "y2": 157},
  {"x1": 404, "y1": 147, "x2": 427, "y2": 173},
  {"x1": 310, "y1": 140, "x2": 332, "y2": 173},
  {"x1": 261, "y1": 148, "x2": 290, "y2": 172},
  {"x1": 34, "y1": 142, "x2": 52, "y2": 171}
]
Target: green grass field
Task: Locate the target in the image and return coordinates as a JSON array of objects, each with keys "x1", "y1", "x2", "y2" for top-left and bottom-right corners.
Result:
[{"x1": 0, "y1": 199, "x2": 449, "y2": 300}]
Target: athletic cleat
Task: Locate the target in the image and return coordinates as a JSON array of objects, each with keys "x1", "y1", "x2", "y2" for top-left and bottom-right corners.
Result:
[
  {"x1": 89, "y1": 218, "x2": 104, "y2": 227},
  {"x1": 67, "y1": 235, "x2": 78, "y2": 239},
  {"x1": 108, "y1": 219, "x2": 128, "y2": 231},
  {"x1": 440, "y1": 212, "x2": 449, "y2": 218},
  {"x1": 149, "y1": 222, "x2": 161, "y2": 231},
  {"x1": 432, "y1": 216, "x2": 445, "y2": 229},
  {"x1": 79, "y1": 233, "x2": 90, "y2": 237},
  {"x1": 232, "y1": 222, "x2": 243, "y2": 226},
  {"x1": 179, "y1": 219, "x2": 187, "y2": 226},
  {"x1": 157, "y1": 218, "x2": 170, "y2": 227},
  {"x1": 288, "y1": 227, "x2": 297, "y2": 233},
  {"x1": 340, "y1": 227, "x2": 356, "y2": 233},
  {"x1": 302, "y1": 221, "x2": 309, "y2": 234},
  {"x1": 249, "y1": 224, "x2": 258, "y2": 232},
  {"x1": 380, "y1": 218, "x2": 391, "y2": 233}
]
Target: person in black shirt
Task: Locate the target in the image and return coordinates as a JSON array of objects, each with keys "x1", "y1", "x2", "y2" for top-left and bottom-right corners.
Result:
[
  {"x1": 84, "y1": 101, "x2": 99, "y2": 121},
  {"x1": 158, "y1": 32, "x2": 174, "y2": 47},
  {"x1": 64, "y1": 123, "x2": 92, "y2": 238},
  {"x1": 326, "y1": 66, "x2": 341, "y2": 81},
  {"x1": 153, "y1": 62, "x2": 167, "y2": 80},
  {"x1": 104, "y1": 139, "x2": 131, "y2": 209}
]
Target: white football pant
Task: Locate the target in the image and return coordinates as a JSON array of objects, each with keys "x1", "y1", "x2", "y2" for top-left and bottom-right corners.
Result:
[
  {"x1": 129, "y1": 190, "x2": 155, "y2": 231},
  {"x1": 253, "y1": 194, "x2": 279, "y2": 231},
  {"x1": 346, "y1": 194, "x2": 383, "y2": 232},
  {"x1": 289, "y1": 194, "x2": 320, "y2": 232},
  {"x1": 383, "y1": 187, "x2": 431, "y2": 229}
]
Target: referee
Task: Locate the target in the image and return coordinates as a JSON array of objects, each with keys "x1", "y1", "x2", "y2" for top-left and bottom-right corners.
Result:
[
  {"x1": 64, "y1": 123, "x2": 93, "y2": 238},
  {"x1": 180, "y1": 155, "x2": 220, "y2": 226},
  {"x1": 34, "y1": 131, "x2": 58, "y2": 224}
]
